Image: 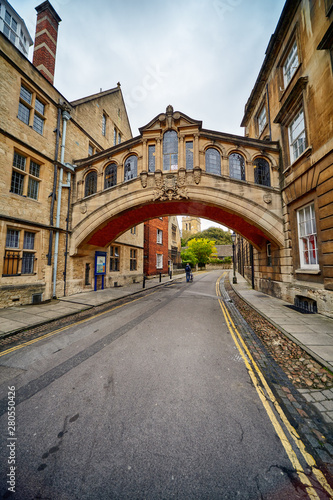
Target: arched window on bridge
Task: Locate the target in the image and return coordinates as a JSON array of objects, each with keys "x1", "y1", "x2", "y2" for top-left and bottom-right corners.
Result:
[
  {"x1": 229, "y1": 153, "x2": 245, "y2": 181},
  {"x1": 104, "y1": 163, "x2": 117, "y2": 189},
  {"x1": 254, "y1": 158, "x2": 271, "y2": 187},
  {"x1": 163, "y1": 130, "x2": 178, "y2": 171},
  {"x1": 84, "y1": 171, "x2": 97, "y2": 197},
  {"x1": 124, "y1": 155, "x2": 137, "y2": 181},
  {"x1": 205, "y1": 148, "x2": 221, "y2": 175}
]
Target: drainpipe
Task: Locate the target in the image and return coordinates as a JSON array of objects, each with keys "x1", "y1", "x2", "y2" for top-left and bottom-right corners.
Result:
[
  {"x1": 53, "y1": 110, "x2": 71, "y2": 298},
  {"x1": 48, "y1": 107, "x2": 61, "y2": 265},
  {"x1": 63, "y1": 168, "x2": 72, "y2": 296},
  {"x1": 266, "y1": 83, "x2": 272, "y2": 141}
]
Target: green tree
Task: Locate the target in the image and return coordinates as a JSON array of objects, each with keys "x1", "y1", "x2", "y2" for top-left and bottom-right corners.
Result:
[
  {"x1": 184, "y1": 227, "x2": 232, "y2": 245},
  {"x1": 184, "y1": 238, "x2": 217, "y2": 267},
  {"x1": 180, "y1": 249, "x2": 198, "y2": 268}
]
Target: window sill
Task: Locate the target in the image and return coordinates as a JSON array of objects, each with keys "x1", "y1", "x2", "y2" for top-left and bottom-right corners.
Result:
[
  {"x1": 283, "y1": 146, "x2": 312, "y2": 175},
  {"x1": 295, "y1": 268, "x2": 321, "y2": 275}
]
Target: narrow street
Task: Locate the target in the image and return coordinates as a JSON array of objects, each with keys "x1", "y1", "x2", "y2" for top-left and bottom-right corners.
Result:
[{"x1": 0, "y1": 271, "x2": 332, "y2": 499}]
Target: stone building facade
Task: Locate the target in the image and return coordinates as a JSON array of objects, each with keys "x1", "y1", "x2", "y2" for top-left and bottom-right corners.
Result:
[
  {"x1": 0, "y1": 1, "x2": 135, "y2": 307},
  {"x1": 181, "y1": 216, "x2": 201, "y2": 241},
  {"x1": 240, "y1": 0, "x2": 333, "y2": 316}
]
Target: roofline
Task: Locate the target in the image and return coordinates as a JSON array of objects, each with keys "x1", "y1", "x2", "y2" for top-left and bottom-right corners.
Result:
[
  {"x1": 240, "y1": 0, "x2": 300, "y2": 128},
  {"x1": 139, "y1": 109, "x2": 202, "y2": 133},
  {"x1": 70, "y1": 86, "x2": 121, "y2": 107}
]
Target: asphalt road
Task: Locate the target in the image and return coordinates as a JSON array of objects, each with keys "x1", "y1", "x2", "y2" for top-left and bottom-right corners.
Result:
[{"x1": 0, "y1": 271, "x2": 330, "y2": 499}]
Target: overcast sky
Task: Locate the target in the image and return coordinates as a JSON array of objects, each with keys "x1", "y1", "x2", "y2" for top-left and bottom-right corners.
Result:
[{"x1": 14, "y1": 0, "x2": 286, "y2": 230}]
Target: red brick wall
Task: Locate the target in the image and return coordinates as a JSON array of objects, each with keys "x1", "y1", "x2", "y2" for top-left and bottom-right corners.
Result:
[
  {"x1": 144, "y1": 218, "x2": 169, "y2": 276},
  {"x1": 33, "y1": 9, "x2": 60, "y2": 84}
]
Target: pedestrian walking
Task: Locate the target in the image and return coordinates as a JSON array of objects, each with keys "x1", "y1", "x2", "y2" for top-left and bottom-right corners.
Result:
[{"x1": 185, "y1": 263, "x2": 191, "y2": 282}]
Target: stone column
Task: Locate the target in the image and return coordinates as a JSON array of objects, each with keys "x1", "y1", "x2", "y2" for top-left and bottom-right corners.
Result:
[
  {"x1": 246, "y1": 161, "x2": 255, "y2": 183},
  {"x1": 222, "y1": 155, "x2": 229, "y2": 177},
  {"x1": 194, "y1": 134, "x2": 199, "y2": 168},
  {"x1": 142, "y1": 139, "x2": 147, "y2": 172},
  {"x1": 178, "y1": 134, "x2": 185, "y2": 169},
  {"x1": 156, "y1": 137, "x2": 161, "y2": 171}
]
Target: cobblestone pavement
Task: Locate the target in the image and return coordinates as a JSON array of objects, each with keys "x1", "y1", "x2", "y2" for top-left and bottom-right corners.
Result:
[{"x1": 222, "y1": 277, "x2": 333, "y2": 479}]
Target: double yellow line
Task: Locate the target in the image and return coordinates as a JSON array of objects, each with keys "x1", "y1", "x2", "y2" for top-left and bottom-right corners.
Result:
[{"x1": 216, "y1": 275, "x2": 333, "y2": 500}]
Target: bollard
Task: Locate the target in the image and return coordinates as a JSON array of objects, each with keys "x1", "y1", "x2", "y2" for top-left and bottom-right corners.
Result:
[
  {"x1": 159, "y1": 272, "x2": 162, "y2": 282},
  {"x1": 143, "y1": 275, "x2": 146, "y2": 288}
]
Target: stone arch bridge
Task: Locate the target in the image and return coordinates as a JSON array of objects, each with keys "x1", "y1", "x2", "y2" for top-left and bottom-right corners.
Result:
[{"x1": 71, "y1": 106, "x2": 283, "y2": 260}]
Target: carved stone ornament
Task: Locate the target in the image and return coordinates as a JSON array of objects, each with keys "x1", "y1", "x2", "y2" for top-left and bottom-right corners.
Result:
[
  {"x1": 263, "y1": 193, "x2": 272, "y2": 204},
  {"x1": 193, "y1": 166, "x2": 202, "y2": 185},
  {"x1": 153, "y1": 169, "x2": 189, "y2": 201},
  {"x1": 140, "y1": 170, "x2": 148, "y2": 188},
  {"x1": 80, "y1": 202, "x2": 87, "y2": 214}
]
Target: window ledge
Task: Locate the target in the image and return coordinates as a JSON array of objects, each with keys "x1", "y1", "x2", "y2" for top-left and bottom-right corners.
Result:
[
  {"x1": 283, "y1": 146, "x2": 312, "y2": 175},
  {"x1": 295, "y1": 268, "x2": 321, "y2": 275}
]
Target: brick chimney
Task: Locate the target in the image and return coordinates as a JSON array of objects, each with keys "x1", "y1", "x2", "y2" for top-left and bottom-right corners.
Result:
[{"x1": 33, "y1": 1, "x2": 61, "y2": 85}]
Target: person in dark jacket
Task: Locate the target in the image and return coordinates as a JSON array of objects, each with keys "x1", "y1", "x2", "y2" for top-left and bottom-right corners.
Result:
[{"x1": 185, "y1": 263, "x2": 191, "y2": 282}]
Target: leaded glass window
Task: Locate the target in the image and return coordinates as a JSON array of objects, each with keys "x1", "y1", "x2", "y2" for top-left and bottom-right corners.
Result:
[
  {"x1": 124, "y1": 156, "x2": 137, "y2": 181},
  {"x1": 29, "y1": 161, "x2": 40, "y2": 178},
  {"x1": 254, "y1": 158, "x2": 271, "y2": 187},
  {"x1": 10, "y1": 170, "x2": 24, "y2": 195},
  {"x1": 85, "y1": 171, "x2": 97, "y2": 197},
  {"x1": 148, "y1": 145, "x2": 155, "y2": 172},
  {"x1": 205, "y1": 148, "x2": 221, "y2": 175},
  {"x1": 27, "y1": 178, "x2": 39, "y2": 199},
  {"x1": 104, "y1": 164, "x2": 117, "y2": 189},
  {"x1": 229, "y1": 153, "x2": 245, "y2": 180},
  {"x1": 163, "y1": 130, "x2": 178, "y2": 171},
  {"x1": 23, "y1": 232, "x2": 35, "y2": 250},
  {"x1": 13, "y1": 152, "x2": 26, "y2": 171},
  {"x1": 6, "y1": 229, "x2": 20, "y2": 248},
  {"x1": 18, "y1": 102, "x2": 30, "y2": 124},
  {"x1": 186, "y1": 141, "x2": 193, "y2": 170}
]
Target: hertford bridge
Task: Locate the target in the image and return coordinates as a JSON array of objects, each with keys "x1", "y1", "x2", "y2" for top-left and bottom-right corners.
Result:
[{"x1": 71, "y1": 106, "x2": 284, "y2": 263}]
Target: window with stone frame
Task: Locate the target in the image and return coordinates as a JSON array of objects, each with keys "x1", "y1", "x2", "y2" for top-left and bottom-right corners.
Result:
[
  {"x1": 257, "y1": 105, "x2": 267, "y2": 136},
  {"x1": 104, "y1": 164, "x2": 117, "y2": 189},
  {"x1": 10, "y1": 151, "x2": 41, "y2": 200},
  {"x1": 288, "y1": 107, "x2": 306, "y2": 163},
  {"x1": 163, "y1": 130, "x2": 178, "y2": 171},
  {"x1": 114, "y1": 127, "x2": 117, "y2": 146},
  {"x1": 124, "y1": 155, "x2": 137, "y2": 181},
  {"x1": 102, "y1": 114, "x2": 107, "y2": 136},
  {"x1": 205, "y1": 148, "x2": 221, "y2": 175},
  {"x1": 148, "y1": 145, "x2": 155, "y2": 172},
  {"x1": 254, "y1": 158, "x2": 271, "y2": 187},
  {"x1": 267, "y1": 242, "x2": 272, "y2": 266},
  {"x1": 18, "y1": 84, "x2": 46, "y2": 135},
  {"x1": 3, "y1": 229, "x2": 36, "y2": 276},
  {"x1": 186, "y1": 141, "x2": 194, "y2": 170},
  {"x1": 229, "y1": 153, "x2": 245, "y2": 180},
  {"x1": 156, "y1": 253, "x2": 163, "y2": 269},
  {"x1": 130, "y1": 249, "x2": 137, "y2": 271},
  {"x1": 84, "y1": 171, "x2": 97, "y2": 197},
  {"x1": 283, "y1": 40, "x2": 299, "y2": 88},
  {"x1": 157, "y1": 229, "x2": 163, "y2": 244},
  {"x1": 110, "y1": 246, "x2": 120, "y2": 272},
  {"x1": 297, "y1": 203, "x2": 319, "y2": 269},
  {"x1": 130, "y1": 226, "x2": 136, "y2": 235}
]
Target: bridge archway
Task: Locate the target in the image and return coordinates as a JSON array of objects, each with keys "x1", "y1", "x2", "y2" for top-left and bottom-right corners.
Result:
[{"x1": 71, "y1": 106, "x2": 283, "y2": 257}]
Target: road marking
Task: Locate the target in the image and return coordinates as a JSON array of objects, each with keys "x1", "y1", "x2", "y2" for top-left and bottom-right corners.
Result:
[
  {"x1": 0, "y1": 291, "x2": 157, "y2": 358},
  {"x1": 216, "y1": 275, "x2": 333, "y2": 500}
]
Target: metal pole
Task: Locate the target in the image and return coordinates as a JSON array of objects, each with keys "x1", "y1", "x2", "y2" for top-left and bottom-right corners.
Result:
[{"x1": 233, "y1": 242, "x2": 237, "y2": 284}]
